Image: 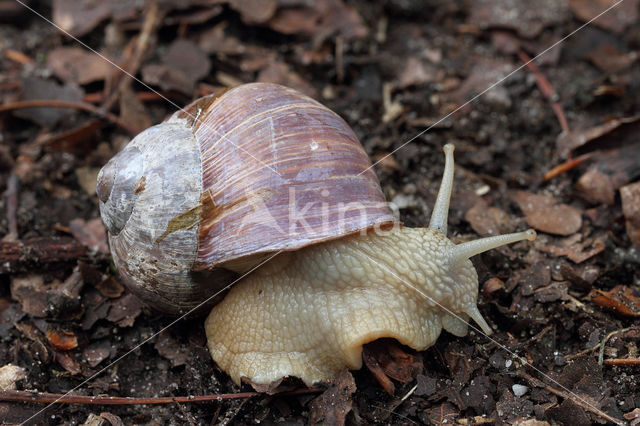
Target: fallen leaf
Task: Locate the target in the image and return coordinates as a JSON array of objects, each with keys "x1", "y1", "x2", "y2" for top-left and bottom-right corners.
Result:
[
  {"x1": 95, "y1": 277, "x2": 124, "y2": 299},
  {"x1": 142, "y1": 39, "x2": 211, "y2": 94},
  {"x1": 15, "y1": 77, "x2": 83, "y2": 127},
  {"x1": 44, "y1": 119, "x2": 103, "y2": 155},
  {"x1": 392, "y1": 57, "x2": 438, "y2": 89},
  {"x1": 512, "y1": 191, "x2": 582, "y2": 236},
  {"x1": 620, "y1": 181, "x2": 640, "y2": 246},
  {"x1": 482, "y1": 277, "x2": 506, "y2": 296},
  {"x1": 47, "y1": 47, "x2": 113, "y2": 85},
  {"x1": 468, "y1": 0, "x2": 570, "y2": 38},
  {"x1": 229, "y1": 0, "x2": 277, "y2": 24},
  {"x1": 119, "y1": 85, "x2": 152, "y2": 134},
  {"x1": 75, "y1": 167, "x2": 101, "y2": 196},
  {"x1": 52, "y1": 0, "x2": 122, "y2": 37},
  {"x1": 590, "y1": 285, "x2": 640, "y2": 317},
  {"x1": 244, "y1": 377, "x2": 286, "y2": 394},
  {"x1": 372, "y1": 152, "x2": 400, "y2": 173},
  {"x1": 363, "y1": 339, "x2": 423, "y2": 395},
  {"x1": 83, "y1": 342, "x2": 111, "y2": 368},
  {"x1": 556, "y1": 115, "x2": 640, "y2": 154},
  {"x1": 154, "y1": 333, "x2": 190, "y2": 367},
  {"x1": 587, "y1": 44, "x2": 638, "y2": 74},
  {"x1": 534, "y1": 282, "x2": 568, "y2": 303},
  {"x1": 465, "y1": 199, "x2": 514, "y2": 236},
  {"x1": 560, "y1": 263, "x2": 601, "y2": 291},
  {"x1": 624, "y1": 408, "x2": 640, "y2": 425},
  {"x1": 424, "y1": 402, "x2": 458, "y2": 425},
  {"x1": 46, "y1": 329, "x2": 78, "y2": 351},
  {"x1": 100, "y1": 412, "x2": 125, "y2": 426},
  {"x1": 257, "y1": 60, "x2": 317, "y2": 98},
  {"x1": 106, "y1": 294, "x2": 142, "y2": 327},
  {"x1": 450, "y1": 58, "x2": 513, "y2": 109},
  {"x1": 0, "y1": 364, "x2": 27, "y2": 391},
  {"x1": 519, "y1": 262, "x2": 551, "y2": 296},
  {"x1": 575, "y1": 142, "x2": 640, "y2": 205},
  {"x1": 53, "y1": 350, "x2": 81, "y2": 375},
  {"x1": 569, "y1": 0, "x2": 639, "y2": 34},
  {"x1": 198, "y1": 23, "x2": 246, "y2": 55},
  {"x1": 69, "y1": 218, "x2": 109, "y2": 254},
  {"x1": 10, "y1": 275, "x2": 49, "y2": 318},
  {"x1": 267, "y1": 0, "x2": 368, "y2": 45},
  {"x1": 308, "y1": 369, "x2": 356, "y2": 425},
  {"x1": 14, "y1": 322, "x2": 49, "y2": 362},
  {"x1": 539, "y1": 234, "x2": 605, "y2": 263},
  {"x1": 545, "y1": 398, "x2": 591, "y2": 426}
]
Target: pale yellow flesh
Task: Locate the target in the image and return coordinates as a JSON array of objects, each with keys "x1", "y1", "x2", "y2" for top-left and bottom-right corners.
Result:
[{"x1": 205, "y1": 227, "x2": 480, "y2": 386}]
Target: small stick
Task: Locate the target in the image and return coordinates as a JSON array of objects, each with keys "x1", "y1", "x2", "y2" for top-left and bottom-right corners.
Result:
[
  {"x1": 565, "y1": 326, "x2": 639, "y2": 361},
  {"x1": 84, "y1": 91, "x2": 165, "y2": 104},
  {"x1": 4, "y1": 48, "x2": 35, "y2": 65},
  {"x1": 0, "y1": 100, "x2": 136, "y2": 135},
  {"x1": 544, "y1": 152, "x2": 594, "y2": 181},
  {"x1": 517, "y1": 50, "x2": 570, "y2": 134},
  {"x1": 0, "y1": 237, "x2": 87, "y2": 273},
  {"x1": 517, "y1": 371, "x2": 624, "y2": 425},
  {"x1": 101, "y1": 1, "x2": 162, "y2": 112},
  {"x1": 0, "y1": 388, "x2": 322, "y2": 405},
  {"x1": 599, "y1": 327, "x2": 637, "y2": 365}
]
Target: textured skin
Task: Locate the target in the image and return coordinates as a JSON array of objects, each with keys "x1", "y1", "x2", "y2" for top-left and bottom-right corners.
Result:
[{"x1": 205, "y1": 226, "x2": 479, "y2": 386}]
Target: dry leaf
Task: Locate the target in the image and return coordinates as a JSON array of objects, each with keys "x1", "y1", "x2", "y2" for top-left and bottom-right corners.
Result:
[
  {"x1": 309, "y1": 369, "x2": 356, "y2": 425},
  {"x1": 590, "y1": 285, "x2": 640, "y2": 317},
  {"x1": 512, "y1": 191, "x2": 582, "y2": 236},
  {"x1": 46, "y1": 329, "x2": 79, "y2": 351}
]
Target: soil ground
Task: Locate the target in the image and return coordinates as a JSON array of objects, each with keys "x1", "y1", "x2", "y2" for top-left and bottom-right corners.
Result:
[{"x1": 1, "y1": 0, "x2": 639, "y2": 424}]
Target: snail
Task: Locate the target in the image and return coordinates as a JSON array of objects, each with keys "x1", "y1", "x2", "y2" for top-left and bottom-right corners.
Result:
[{"x1": 97, "y1": 83, "x2": 536, "y2": 386}]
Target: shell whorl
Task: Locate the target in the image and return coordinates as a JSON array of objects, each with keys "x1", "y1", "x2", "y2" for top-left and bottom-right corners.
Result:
[{"x1": 179, "y1": 83, "x2": 396, "y2": 270}]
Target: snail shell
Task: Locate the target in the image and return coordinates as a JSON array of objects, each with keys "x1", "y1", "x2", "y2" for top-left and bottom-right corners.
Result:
[{"x1": 97, "y1": 83, "x2": 396, "y2": 314}]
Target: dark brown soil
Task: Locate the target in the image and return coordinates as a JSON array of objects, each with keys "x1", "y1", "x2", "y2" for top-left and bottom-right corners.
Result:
[{"x1": 1, "y1": 0, "x2": 639, "y2": 424}]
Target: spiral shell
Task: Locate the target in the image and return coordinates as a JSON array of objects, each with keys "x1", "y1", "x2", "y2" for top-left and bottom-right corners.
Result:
[{"x1": 97, "y1": 83, "x2": 396, "y2": 314}]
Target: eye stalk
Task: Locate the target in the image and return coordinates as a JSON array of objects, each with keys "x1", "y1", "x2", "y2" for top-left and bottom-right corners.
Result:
[{"x1": 97, "y1": 146, "x2": 143, "y2": 236}]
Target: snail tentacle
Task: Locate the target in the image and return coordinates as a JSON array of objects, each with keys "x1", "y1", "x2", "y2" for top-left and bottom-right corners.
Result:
[
  {"x1": 447, "y1": 229, "x2": 537, "y2": 266},
  {"x1": 428, "y1": 144, "x2": 455, "y2": 235}
]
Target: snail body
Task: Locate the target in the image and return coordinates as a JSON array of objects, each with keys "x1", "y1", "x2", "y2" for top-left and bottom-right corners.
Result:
[{"x1": 97, "y1": 83, "x2": 535, "y2": 386}]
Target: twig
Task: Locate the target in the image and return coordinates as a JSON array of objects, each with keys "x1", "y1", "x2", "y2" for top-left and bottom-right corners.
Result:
[
  {"x1": 4, "y1": 48, "x2": 35, "y2": 65},
  {"x1": 517, "y1": 50, "x2": 570, "y2": 134},
  {"x1": 566, "y1": 326, "x2": 639, "y2": 361},
  {"x1": 101, "y1": 1, "x2": 162, "y2": 112},
  {"x1": 0, "y1": 100, "x2": 136, "y2": 135},
  {"x1": 85, "y1": 91, "x2": 165, "y2": 104},
  {"x1": 517, "y1": 371, "x2": 624, "y2": 425},
  {"x1": 544, "y1": 152, "x2": 594, "y2": 181},
  {"x1": 0, "y1": 387, "x2": 322, "y2": 405},
  {"x1": 0, "y1": 237, "x2": 87, "y2": 273},
  {"x1": 599, "y1": 327, "x2": 637, "y2": 366}
]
